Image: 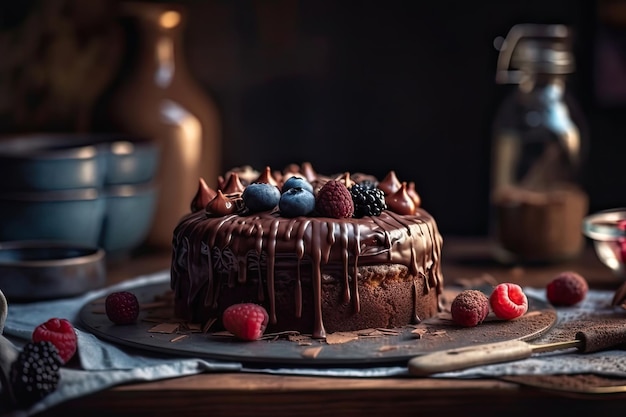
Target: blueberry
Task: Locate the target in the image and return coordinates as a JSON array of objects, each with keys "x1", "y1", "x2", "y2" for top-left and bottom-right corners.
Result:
[
  {"x1": 279, "y1": 187, "x2": 315, "y2": 217},
  {"x1": 282, "y1": 176, "x2": 314, "y2": 194},
  {"x1": 242, "y1": 183, "x2": 281, "y2": 212}
]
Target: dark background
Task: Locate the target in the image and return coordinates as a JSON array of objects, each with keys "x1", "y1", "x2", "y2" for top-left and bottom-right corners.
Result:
[{"x1": 0, "y1": 0, "x2": 624, "y2": 237}]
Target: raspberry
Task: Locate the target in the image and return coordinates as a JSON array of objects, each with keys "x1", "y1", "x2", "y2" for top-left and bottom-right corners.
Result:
[
  {"x1": 222, "y1": 303, "x2": 269, "y2": 341},
  {"x1": 10, "y1": 341, "x2": 62, "y2": 406},
  {"x1": 450, "y1": 290, "x2": 489, "y2": 327},
  {"x1": 489, "y1": 283, "x2": 528, "y2": 320},
  {"x1": 32, "y1": 318, "x2": 77, "y2": 364},
  {"x1": 315, "y1": 180, "x2": 354, "y2": 218},
  {"x1": 546, "y1": 271, "x2": 588, "y2": 306},
  {"x1": 105, "y1": 291, "x2": 140, "y2": 325}
]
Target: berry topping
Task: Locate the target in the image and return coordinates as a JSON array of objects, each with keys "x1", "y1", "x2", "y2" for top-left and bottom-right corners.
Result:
[
  {"x1": 105, "y1": 291, "x2": 140, "y2": 325},
  {"x1": 350, "y1": 183, "x2": 387, "y2": 218},
  {"x1": 32, "y1": 318, "x2": 77, "y2": 364},
  {"x1": 546, "y1": 271, "x2": 588, "y2": 306},
  {"x1": 222, "y1": 303, "x2": 269, "y2": 341},
  {"x1": 450, "y1": 290, "x2": 490, "y2": 327},
  {"x1": 279, "y1": 187, "x2": 315, "y2": 217},
  {"x1": 489, "y1": 283, "x2": 528, "y2": 320},
  {"x1": 10, "y1": 341, "x2": 62, "y2": 406},
  {"x1": 242, "y1": 182, "x2": 281, "y2": 213},
  {"x1": 315, "y1": 180, "x2": 354, "y2": 218},
  {"x1": 282, "y1": 176, "x2": 314, "y2": 194}
]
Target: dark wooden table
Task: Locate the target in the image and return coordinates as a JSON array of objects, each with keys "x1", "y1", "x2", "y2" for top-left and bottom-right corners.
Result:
[{"x1": 37, "y1": 237, "x2": 626, "y2": 417}]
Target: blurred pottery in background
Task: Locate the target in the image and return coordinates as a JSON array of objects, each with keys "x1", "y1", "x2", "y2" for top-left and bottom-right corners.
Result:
[
  {"x1": 0, "y1": 188, "x2": 105, "y2": 246},
  {"x1": 100, "y1": 182, "x2": 158, "y2": 256},
  {"x1": 0, "y1": 136, "x2": 102, "y2": 191},
  {"x1": 0, "y1": 134, "x2": 159, "y2": 257},
  {"x1": 100, "y1": 1, "x2": 222, "y2": 249},
  {"x1": 0, "y1": 241, "x2": 106, "y2": 301},
  {"x1": 101, "y1": 137, "x2": 160, "y2": 185}
]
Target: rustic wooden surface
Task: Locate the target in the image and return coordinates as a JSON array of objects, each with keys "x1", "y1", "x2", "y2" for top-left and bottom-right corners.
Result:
[{"x1": 37, "y1": 237, "x2": 626, "y2": 417}]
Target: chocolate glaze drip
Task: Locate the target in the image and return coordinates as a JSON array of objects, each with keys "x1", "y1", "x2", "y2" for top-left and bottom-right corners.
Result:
[{"x1": 171, "y1": 208, "x2": 444, "y2": 339}]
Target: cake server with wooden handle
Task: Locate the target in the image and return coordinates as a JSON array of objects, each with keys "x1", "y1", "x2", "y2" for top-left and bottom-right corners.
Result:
[{"x1": 408, "y1": 325, "x2": 626, "y2": 377}]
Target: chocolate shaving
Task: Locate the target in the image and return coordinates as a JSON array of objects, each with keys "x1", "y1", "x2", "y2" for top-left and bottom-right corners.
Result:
[
  {"x1": 170, "y1": 334, "x2": 188, "y2": 343},
  {"x1": 148, "y1": 323, "x2": 180, "y2": 334},
  {"x1": 326, "y1": 332, "x2": 359, "y2": 344},
  {"x1": 378, "y1": 345, "x2": 399, "y2": 352},
  {"x1": 301, "y1": 346, "x2": 323, "y2": 358},
  {"x1": 202, "y1": 318, "x2": 217, "y2": 333},
  {"x1": 411, "y1": 328, "x2": 428, "y2": 338}
]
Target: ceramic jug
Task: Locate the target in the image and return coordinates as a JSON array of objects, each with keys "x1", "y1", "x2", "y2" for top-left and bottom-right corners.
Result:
[{"x1": 103, "y1": 2, "x2": 222, "y2": 248}]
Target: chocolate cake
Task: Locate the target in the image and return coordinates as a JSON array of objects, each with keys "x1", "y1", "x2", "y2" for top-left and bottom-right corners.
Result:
[{"x1": 170, "y1": 163, "x2": 444, "y2": 339}]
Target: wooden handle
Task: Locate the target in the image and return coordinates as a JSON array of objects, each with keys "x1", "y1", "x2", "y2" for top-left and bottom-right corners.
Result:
[
  {"x1": 576, "y1": 326, "x2": 626, "y2": 353},
  {"x1": 407, "y1": 340, "x2": 533, "y2": 376}
]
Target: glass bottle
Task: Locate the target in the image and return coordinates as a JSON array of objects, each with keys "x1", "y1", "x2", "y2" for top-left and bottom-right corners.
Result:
[
  {"x1": 101, "y1": 1, "x2": 222, "y2": 249},
  {"x1": 490, "y1": 24, "x2": 589, "y2": 264}
]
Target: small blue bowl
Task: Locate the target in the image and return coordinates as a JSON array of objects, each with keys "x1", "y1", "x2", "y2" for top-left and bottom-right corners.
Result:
[
  {"x1": 100, "y1": 137, "x2": 160, "y2": 186},
  {"x1": 0, "y1": 188, "x2": 105, "y2": 247},
  {"x1": 0, "y1": 133, "x2": 160, "y2": 191},
  {"x1": 99, "y1": 182, "x2": 158, "y2": 257},
  {"x1": 0, "y1": 240, "x2": 106, "y2": 300},
  {"x1": 0, "y1": 135, "x2": 103, "y2": 192}
]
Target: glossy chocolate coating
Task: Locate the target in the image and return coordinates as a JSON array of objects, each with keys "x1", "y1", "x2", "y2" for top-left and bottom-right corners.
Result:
[{"x1": 171, "y1": 207, "x2": 443, "y2": 339}]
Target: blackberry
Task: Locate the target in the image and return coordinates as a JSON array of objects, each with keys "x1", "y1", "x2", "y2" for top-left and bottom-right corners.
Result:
[
  {"x1": 350, "y1": 183, "x2": 387, "y2": 218},
  {"x1": 10, "y1": 341, "x2": 62, "y2": 406},
  {"x1": 358, "y1": 180, "x2": 378, "y2": 191}
]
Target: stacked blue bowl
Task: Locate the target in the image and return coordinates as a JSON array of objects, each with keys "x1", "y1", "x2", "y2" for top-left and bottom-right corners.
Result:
[{"x1": 0, "y1": 134, "x2": 160, "y2": 258}]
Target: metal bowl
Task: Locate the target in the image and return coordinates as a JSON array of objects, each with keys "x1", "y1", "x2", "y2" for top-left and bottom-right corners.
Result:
[
  {"x1": 582, "y1": 208, "x2": 626, "y2": 277},
  {"x1": 0, "y1": 241, "x2": 106, "y2": 301}
]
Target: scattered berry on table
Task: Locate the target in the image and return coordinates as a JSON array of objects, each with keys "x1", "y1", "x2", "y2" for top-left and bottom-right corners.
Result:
[
  {"x1": 105, "y1": 291, "x2": 140, "y2": 325},
  {"x1": 489, "y1": 283, "x2": 528, "y2": 320},
  {"x1": 242, "y1": 182, "x2": 281, "y2": 213},
  {"x1": 32, "y1": 318, "x2": 77, "y2": 364},
  {"x1": 282, "y1": 176, "x2": 314, "y2": 194},
  {"x1": 450, "y1": 290, "x2": 490, "y2": 327},
  {"x1": 546, "y1": 271, "x2": 588, "y2": 306},
  {"x1": 350, "y1": 183, "x2": 387, "y2": 218},
  {"x1": 315, "y1": 180, "x2": 354, "y2": 218},
  {"x1": 222, "y1": 303, "x2": 269, "y2": 341},
  {"x1": 10, "y1": 341, "x2": 62, "y2": 407},
  {"x1": 279, "y1": 187, "x2": 315, "y2": 217}
]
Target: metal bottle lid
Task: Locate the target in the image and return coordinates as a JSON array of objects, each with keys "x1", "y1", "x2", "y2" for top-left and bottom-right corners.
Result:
[{"x1": 496, "y1": 24, "x2": 574, "y2": 84}]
